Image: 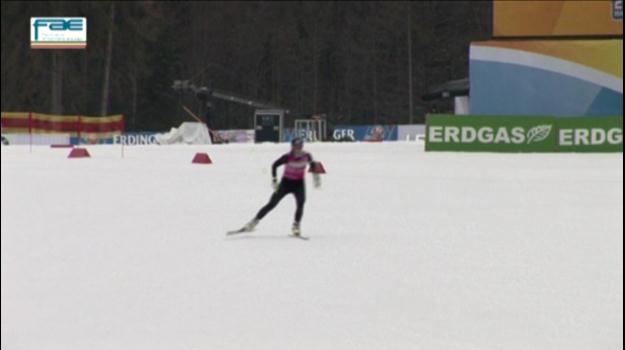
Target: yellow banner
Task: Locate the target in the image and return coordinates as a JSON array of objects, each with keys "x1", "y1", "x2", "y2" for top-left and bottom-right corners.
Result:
[
  {"x1": 1, "y1": 112, "x2": 124, "y2": 135},
  {"x1": 494, "y1": 0, "x2": 623, "y2": 37}
]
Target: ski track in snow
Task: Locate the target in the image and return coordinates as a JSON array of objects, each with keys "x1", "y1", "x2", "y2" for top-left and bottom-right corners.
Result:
[{"x1": 1, "y1": 143, "x2": 623, "y2": 350}]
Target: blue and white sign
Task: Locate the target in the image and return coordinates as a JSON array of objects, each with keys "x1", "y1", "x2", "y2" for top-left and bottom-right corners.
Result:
[
  {"x1": 113, "y1": 133, "x2": 158, "y2": 145},
  {"x1": 332, "y1": 125, "x2": 398, "y2": 142},
  {"x1": 31, "y1": 17, "x2": 87, "y2": 49}
]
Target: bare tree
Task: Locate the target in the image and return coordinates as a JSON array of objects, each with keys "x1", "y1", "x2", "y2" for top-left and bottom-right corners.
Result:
[
  {"x1": 100, "y1": 2, "x2": 115, "y2": 116},
  {"x1": 50, "y1": 52, "x2": 64, "y2": 114},
  {"x1": 1, "y1": 1, "x2": 492, "y2": 129}
]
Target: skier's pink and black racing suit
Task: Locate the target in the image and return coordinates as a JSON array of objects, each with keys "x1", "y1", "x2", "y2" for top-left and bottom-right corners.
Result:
[{"x1": 255, "y1": 151, "x2": 313, "y2": 224}]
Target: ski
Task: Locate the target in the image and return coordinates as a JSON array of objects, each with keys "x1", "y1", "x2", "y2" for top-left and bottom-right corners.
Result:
[
  {"x1": 289, "y1": 234, "x2": 309, "y2": 240},
  {"x1": 226, "y1": 228, "x2": 252, "y2": 235}
]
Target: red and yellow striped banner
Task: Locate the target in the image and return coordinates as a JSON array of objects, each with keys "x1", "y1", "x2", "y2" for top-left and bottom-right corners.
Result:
[{"x1": 1, "y1": 112, "x2": 124, "y2": 136}]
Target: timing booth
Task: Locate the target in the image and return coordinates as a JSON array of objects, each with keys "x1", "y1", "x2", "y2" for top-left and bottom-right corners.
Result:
[{"x1": 254, "y1": 109, "x2": 284, "y2": 143}]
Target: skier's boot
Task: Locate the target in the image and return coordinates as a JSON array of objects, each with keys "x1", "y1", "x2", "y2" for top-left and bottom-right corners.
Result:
[
  {"x1": 244, "y1": 218, "x2": 259, "y2": 232},
  {"x1": 292, "y1": 222, "x2": 301, "y2": 237}
]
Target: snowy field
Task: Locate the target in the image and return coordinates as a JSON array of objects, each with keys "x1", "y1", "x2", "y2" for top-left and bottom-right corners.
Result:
[{"x1": 1, "y1": 142, "x2": 623, "y2": 350}]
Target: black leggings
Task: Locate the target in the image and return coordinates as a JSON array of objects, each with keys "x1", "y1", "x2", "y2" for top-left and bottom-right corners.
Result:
[{"x1": 256, "y1": 179, "x2": 306, "y2": 223}]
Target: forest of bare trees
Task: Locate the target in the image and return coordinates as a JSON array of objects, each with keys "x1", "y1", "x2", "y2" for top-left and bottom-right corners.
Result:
[{"x1": 1, "y1": 1, "x2": 491, "y2": 131}]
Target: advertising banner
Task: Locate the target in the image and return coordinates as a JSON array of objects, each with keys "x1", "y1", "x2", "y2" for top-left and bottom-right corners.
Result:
[
  {"x1": 31, "y1": 17, "x2": 87, "y2": 49},
  {"x1": 112, "y1": 133, "x2": 158, "y2": 145},
  {"x1": 425, "y1": 114, "x2": 623, "y2": 153},
  {"x1": 282, "y1": 127, "x2": 296, "y2": 142},
  {"x1": 216, "y1": 129, "x2": 255, "y2": 143},
  {"x1": 494, "y1": 0, "x2": 623, "y2": 37},
  {"x1": 556, "y1": 116, "x2": 623, "y2": 152},
  {"x1": 2, "y1": 133, "x2": 70, "y2": 145},
  {"x1": 1, "y1": 112, "x2": 124, "y2": 136},
  {"x1": 426, "y1": 115, "x2": 557, "y2": 152},
  {"x1": 397, "y1": 124, "x2": 426, "y2": 141},
  {"x1": 331, "y1": 125, "x2": 398, "y2": 141},
  {"x1": 470, "y1": 40, "x2": 623, "y2": 117}
]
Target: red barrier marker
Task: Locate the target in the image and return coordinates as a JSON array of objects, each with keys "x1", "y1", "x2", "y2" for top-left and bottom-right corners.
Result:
[
  {"x1": 309, "y1": 161, "x2": 326, "y2": 174},
  {"x1": 68, "y1": 148, "x2": 90, "y2": 158},
  {"x1": 192, "y1": 152, "x2": 212, "y2": 164}
]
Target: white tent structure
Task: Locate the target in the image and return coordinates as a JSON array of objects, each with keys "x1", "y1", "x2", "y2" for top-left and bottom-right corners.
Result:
[{"x1": 154, "y1": 122, "x2": 212, "y2": 145}]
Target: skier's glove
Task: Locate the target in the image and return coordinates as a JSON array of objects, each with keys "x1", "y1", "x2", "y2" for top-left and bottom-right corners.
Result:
[
  {"x1": 271, "y1": 177, "x2": 279, "y2": 191},
  {"x1": 313, "y1": 173, "x2": 321, "y2": 188}
]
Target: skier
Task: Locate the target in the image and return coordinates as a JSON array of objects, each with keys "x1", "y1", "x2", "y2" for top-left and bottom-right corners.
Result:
[{"x1": 230, "y1": 138, "x2": 321, "y2": 238}]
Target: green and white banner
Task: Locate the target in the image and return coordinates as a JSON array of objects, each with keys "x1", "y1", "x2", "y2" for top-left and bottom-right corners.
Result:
[
  {"x1": 425, "y1": 115, "x2": 622, "y2": 153},
  {"x1": 556, "y1": 117, "x2": 623, "y2": 152}
]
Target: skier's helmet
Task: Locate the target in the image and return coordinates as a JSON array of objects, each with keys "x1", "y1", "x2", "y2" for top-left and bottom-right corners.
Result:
[{"x1": 291, "y1": 137, "x2": 304, "y2": 150}]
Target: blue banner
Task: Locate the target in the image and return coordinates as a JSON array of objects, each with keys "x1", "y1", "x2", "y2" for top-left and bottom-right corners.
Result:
[
  {"x1": 71, "y1": 132, "x2": 158, "y2": 145},
  {"x1": 70, "y1": 136, "x2": 114, "y2": 145},
  {"x1": 331, "y1": 125, "x2": 398, "y2": 141},
  {"x1": 113, "y1": 133, "x2": 158, "y2": 145}
]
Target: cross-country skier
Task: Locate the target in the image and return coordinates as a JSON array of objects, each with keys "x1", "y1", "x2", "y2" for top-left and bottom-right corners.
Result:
[{"x1": 231, "y1": 138, "x2": 321, "y2": 238}]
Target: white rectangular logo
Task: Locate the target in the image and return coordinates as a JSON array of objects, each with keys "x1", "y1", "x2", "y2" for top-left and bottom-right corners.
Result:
[{"x1": 30, "y1": 17, "x2": 87, "y2": 49}]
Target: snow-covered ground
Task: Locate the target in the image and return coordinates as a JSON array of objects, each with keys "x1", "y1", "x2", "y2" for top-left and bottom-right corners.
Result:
[{"x1": 1, "y1": 143, "x2": 623, "y2": 350}]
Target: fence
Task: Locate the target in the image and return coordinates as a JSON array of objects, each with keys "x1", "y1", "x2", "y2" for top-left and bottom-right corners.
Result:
[{"x1": 1, "y1": 112, "x2": 124, "y2": 145}]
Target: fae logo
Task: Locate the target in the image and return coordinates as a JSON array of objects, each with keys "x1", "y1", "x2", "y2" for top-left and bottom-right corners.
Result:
[
  {"x1": 614, "y1": 0, "x2": 623, "y2": 20},
  {"x1": 31, "y1": 17, "x2": 87, "y2": 49}
]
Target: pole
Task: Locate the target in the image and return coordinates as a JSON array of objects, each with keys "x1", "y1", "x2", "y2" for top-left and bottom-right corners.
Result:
[
  {"x1": 182, "y1": 105, "x2": 216, "y2": 143},
  {"x1": 100, "y1": 2, "x2": 115, "y2": 116},
  {"x1": 28, "y1": 111, "x2": 32, "y2": 153},
  {"x1": 77, "y1": 115, "x2": 82, "y2": 146},
  {"x1": 181, "y1": 105, "x2": 203, "y2": 123},
  {"x1": 121, "y1": 114, "x2": 125, "y2": 158}
]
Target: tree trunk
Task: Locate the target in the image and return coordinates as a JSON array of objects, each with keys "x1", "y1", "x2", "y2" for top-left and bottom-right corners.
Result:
[
  {"x1": 312, "y1": 20, "x2": 319, "y2": 114},
  {"x1": 131, "y1": 65, "x2": 138, "y2": 130},
  {"x1": 407, "y1": 4, "x2": 413, "y2": 124},
  {"x1": 50, "y1": 51, "x2": 64, "y2": 114},
  {"x1": 372, "y1": 66, "x2": 377, "y2": 123},
  {"x1": 100, "y1": 2, "x2": 115, "y2": 116},
  {"x1": 371, "y1": 33, "x2": 378, "y2": 123}
]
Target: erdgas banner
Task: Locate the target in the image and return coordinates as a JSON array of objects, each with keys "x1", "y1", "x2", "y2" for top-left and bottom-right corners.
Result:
[
  {"x1": 557, "y1": 116, "x2": 623, "y2": 152},
  {"x1": 425, "y1": 115, "x2": 622, "y2": 153},
  {"x1": 426, "y1": 115, "x2": 557, "y2": 152}
]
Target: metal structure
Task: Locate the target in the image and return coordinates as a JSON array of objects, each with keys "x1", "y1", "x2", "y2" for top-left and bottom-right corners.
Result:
[
  {"x1": 254, "y1": 109, "x2": 284, "y2": 143},
  {"x1": 172, "y1": 80, "x2": 280, "y2": 110},
  {"x1": 294, "y1": 118, "x2": 327, "y2": 142},
  {"x1": 211, "y1": 90, "x2": 279, "y2": 110},
  {"x1": 173, "y1": 80, "x2": 289, "y2": 143}
]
